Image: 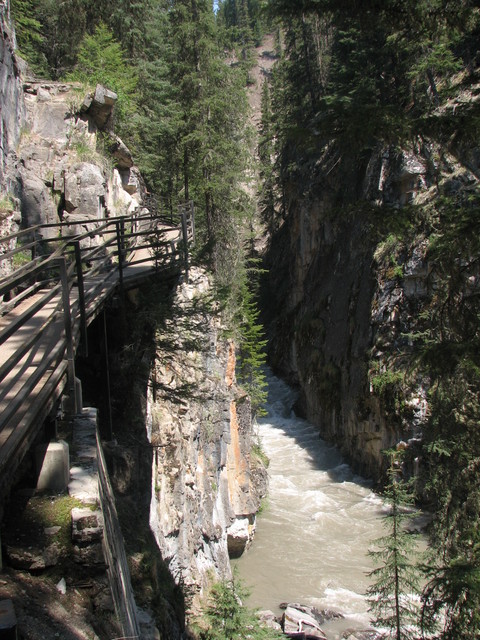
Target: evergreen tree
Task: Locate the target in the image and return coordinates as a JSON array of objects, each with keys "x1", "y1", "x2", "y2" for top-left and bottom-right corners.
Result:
[
  {"x1": 10, "y1": 0, "x2": 46, "y2": 74},
  {"x1": 135, "y1": 2, "x2": 183, "y2": 204},
  {"x1": 258, "y1": 78, "x2": 277, "y2": 233},
  {"x1": 367, "y1": 450, "x2": 422, "y2": 640},
  {"x1": 421, "y1": 529, "x2": 480, "y2": 639},
  {"x1": 67, "y1": 23, "x2": 137, "y2": 133},
  {"x1": 35, "y1": 0, "x2": 88, "y2": 78},
  {"x1": 236, "y1": 271, "x2": 267, "y2": 415},
  {"x1": 200, "y1": 572, "x2": 283, "y2": 639}
]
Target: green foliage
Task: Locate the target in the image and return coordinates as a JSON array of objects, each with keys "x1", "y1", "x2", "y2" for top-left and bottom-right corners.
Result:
[
  {"x1": 421, "y1": 531, "x2": 480, "y2": 640},
  {"x1": 251, "y1": 440, "x2": 269, "y2": 468},
  {"x1": 258, "y1": 78, "x2": 279, "y2": 232},
  {"x1": 33, "y1": 0, "x2": 89, "y2": 78},
  {"x1": 10, "y1": 0, "x2": 46, "y2": 74},
  {"x1": 199, "y1": 571, "x2": 283, "y2": 639},
  {"x1": 12, "y1": 0, "x2": 153, "y2": 79},
  {"x1": 367, "y1": 450, "x2": 422, "y2": 639},
  {"x1": 0, "y1": 195, "x2": 14, "y2": 218},
  {"x1": 407, "y1": 187, "x2": 480, "y2": 638},
  {"x1": 370, "y1": 369, "x2": 404, "y2": 399},
  {"x1": 236, "y1": 281, "x2": 268, "y2": 415},
  {"x1": 263, "y1": 0, "x2": 478, "y2": 211},
  {"x1": 217, "y1": 0, "x2": 269, "y2": 53},
  {"x1": 66, "y1": 23, "x2": 137, "y2": 132}
]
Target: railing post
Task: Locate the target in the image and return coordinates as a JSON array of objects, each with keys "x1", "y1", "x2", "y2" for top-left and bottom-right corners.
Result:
[
  {"x1": 58, "y1": 257, "x2": 79, "y2": 414},
  {"x1": 115, "y1": 220, "x2": 125, "y2": 294},
  {"x1": 103, "y1": 310, "x2": 113, "y2": 441},
  {"x1": 72, "y1": 240, "x2": 88, "y2": 358},
  {"x1": 181, "y1": 211, "x2": 189, "y2": 282},
  {"x1": 189, "y1": 200, "x2": 196, "y2": 245}
]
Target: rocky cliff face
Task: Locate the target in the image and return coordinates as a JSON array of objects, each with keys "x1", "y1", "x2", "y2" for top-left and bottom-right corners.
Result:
[
  {"x1": 0, "y1": 0, "x2": 24, "y2": 262},
  {"x1": 0, "y1": 1, "x2": 24, "y2": 192},
  {"x1": 147, "y1": 268, "x2": 267, "y2": 610},
  {"x1": 17, "y1": 80, "x2": 143, "y2": 234},
  {"x1": 1, "y1": 1, "x2": 143, "y2": 243},
  {"x1": 263, "y1": 134, "x2": 480, "y2": 480}
]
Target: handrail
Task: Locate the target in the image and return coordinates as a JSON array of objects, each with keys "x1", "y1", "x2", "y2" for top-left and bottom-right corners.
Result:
[
  {"x1": 0, "y1": 199, "x2": 195, "y2": 505},
  {"x1": 0, "y1": 200, "x2": 194, "y2": 430}
]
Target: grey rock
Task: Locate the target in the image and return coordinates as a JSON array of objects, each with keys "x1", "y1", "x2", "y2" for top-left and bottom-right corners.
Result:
[
  {"x1": 119, "y1": 167, "x2": 140, "y2": 194},
  {"x1": 44, "y1": 526, "x2": 61, "y2": 536},
  {"x1": 5, "y1": 542, "x2": 60, "y2": 570},
  {"x1": 342, "y1": 631, "x2": 381, "y2": 640},
  {"x1": 82, "y1": 84, "x2": 117, "y2": 130},
  {"x1": 64, "y1": 162, "x2": 105, "y2": 216},
  {"x1": 227, "y1": 515, "x2": 254, "y2": 558},
  {"x1": 73, "y1": 541, "x2": 105, "y2": 565},
  {"x1": 282, "y1": 605, "x2": 327, "y2": 639},
  {"x1": 29, "y1": 99, "x2": 71, "y2": 144},
  {"x1": 256, "y1": 610, "x2": 282, "y2": 631},
  {"x1": 19, "y1": 173, "x2": 58, "y2": 230},
  {"x1": 93, "y1": 589, "x2": 115, "y2": 612},
  {"x1": 71, "y1": 507, "x2": 104, "y2": 543},
  {"x1": 280, "y1": 603, "x2": 342, "y2": 626},
  {"x1": 107, "y1": 134, "x2": 134, "y2": 169},
  {"x1": 0, "y1": 13, "x2": 26, "y2": 189}
]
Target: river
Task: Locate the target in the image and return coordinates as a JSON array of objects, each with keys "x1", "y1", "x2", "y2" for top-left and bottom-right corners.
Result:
[{"x1": 234, "y1": 371, "x2": 385, "y2": 639}]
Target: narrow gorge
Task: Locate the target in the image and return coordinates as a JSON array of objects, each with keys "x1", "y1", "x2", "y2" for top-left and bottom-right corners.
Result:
[{"x1": 1, "y1": 1, "x2": 480, "y2": 639}]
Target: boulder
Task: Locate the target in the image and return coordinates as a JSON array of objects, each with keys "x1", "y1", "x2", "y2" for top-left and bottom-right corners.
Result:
[
  {"x1": 119, "y1": 167, "x2": 140, "y2": 195},
  {"x1": 5, "y1": 542, "x2": 60, "y2": 571},
  {"x1": 341, "y1": 631, "x2": 381, "y2": 640},
  {"x1": 282, "y1": 604, "x2": 328, "y2": 639},
  {"x1": 73, "y1": 541, "x2": 105, "y2": 566},
  {"x1": 82, "y1": 84, "x2": 117, "y2": 130},
  {"x1": 71, "y1": 507, "x2": 104, "y2": 543},
  {"x1": 19, "y1": 173, "x2": 58, "y2": 230},
  {"x1": 226, "y1": 515, "x2": 254, "y2": 558},
  {"x1": 107, "y1": 134, "x2": 134, "y2": 169},
  {"x1": 64, "y1": 162, "x2": 105, "y2": 217},
  {"x1": 255, "y1": 610, "x2": 282, "y2": 632},
  {"x1": 280, "y1": 603, "x2": 343, "y2": 626}
]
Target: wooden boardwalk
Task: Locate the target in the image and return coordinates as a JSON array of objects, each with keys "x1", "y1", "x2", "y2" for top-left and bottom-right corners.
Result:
[{"x1": 0, "y1": 206, "x2": 194, "y2": 500}]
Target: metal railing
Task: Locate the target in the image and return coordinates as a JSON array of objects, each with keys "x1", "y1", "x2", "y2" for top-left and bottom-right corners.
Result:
[{"x1": 0, "y1": 203, "x2": 194, "y2": 495}]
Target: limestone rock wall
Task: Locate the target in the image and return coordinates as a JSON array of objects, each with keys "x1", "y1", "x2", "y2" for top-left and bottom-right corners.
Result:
[
  {"x1": 0, "y1": 0, "x2": 23, "y2": 263},
  {"x1": 0, "y1": 0, "x2": 24, "y2": 193},
  {"x1": 263, "y1": 141, "x2": 480, "y2": 481},
  {"x1": 17, "y1": 80, "x2": 144, "y2": 237},
  {"x1": 148, "y1": 268, "x2": 267, "y2": 608}
]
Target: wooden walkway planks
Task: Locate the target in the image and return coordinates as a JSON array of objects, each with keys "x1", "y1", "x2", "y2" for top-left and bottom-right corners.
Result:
[{"x1": 0, "y1": 208, "x2": 193, "y2": 500}]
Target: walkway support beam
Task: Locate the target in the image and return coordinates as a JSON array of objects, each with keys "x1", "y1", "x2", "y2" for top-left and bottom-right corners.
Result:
[{"x1": 57, "y1": 257, "x2": 79, "y2": 414}]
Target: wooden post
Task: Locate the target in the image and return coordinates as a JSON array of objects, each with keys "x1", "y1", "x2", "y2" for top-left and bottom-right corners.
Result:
[
  {"x1": 181, "y1": 211, "x2": 189, "y2": 282},
  {"x1": 58, "y1": 257, "x2": 79, "y2": 414},
  {"x1": 72, "y1": 240, "x2": 88, "y2": 358},
  {"x1": 103, "y1": 309, "x2": 113, "y2": 441},
  {"x1": 115, "y1": 220, "x2": 125, "y2": 294},
  {"x1": 188, "y1": 200, "x2": 195, "y2": 245}
]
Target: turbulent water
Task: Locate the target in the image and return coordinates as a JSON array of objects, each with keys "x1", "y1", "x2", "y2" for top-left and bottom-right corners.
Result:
[{"x1": 234, "y1": 371, "x2": 386, "y2": 639}]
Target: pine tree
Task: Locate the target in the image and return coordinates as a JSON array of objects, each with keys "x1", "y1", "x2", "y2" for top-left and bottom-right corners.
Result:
[
  {"x1": 201, "y1": 571, "x2": 283, "y2": 639},
  {"x1": 366, "y1": 450, "x2": 422, "y2": 640},
  {"x1": 35, "y1": 0, "x2": 88, "y2": 78},
  {"x1": 236, "y1": 273, "x2": 267, "y2": 416},
  {"x1": 135, "y1": 1, "x2": 183, "y2": 203},
  {"x1": 258, "y1": 78, "x2": 277, "y2": 233},
  {"x1": 67, "y1": 23, "x2": 137, "y2": 133},
  {"x1": 421, "y1": 529, "x2": 480, "y2": 640},
  {"x1": 10, "y1": 0, "x2": 46, "y2": 74}
]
